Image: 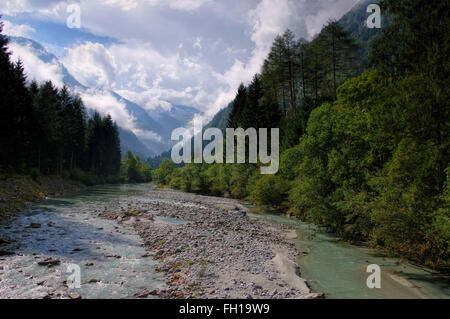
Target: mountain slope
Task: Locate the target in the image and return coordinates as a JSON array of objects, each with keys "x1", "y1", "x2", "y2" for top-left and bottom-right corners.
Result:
[
  {"x1": 8, "y1": 36, "x2": 201, "y2": 157},
  {"x1": 118, "y1": 127, "x2": 156, "y2": 158},
  {"x1": 199, "y1": 1, "x2": 384, "y2": 135},
  {"x1": 338, "y1": 0, "x2": 384, "y2": 71}
]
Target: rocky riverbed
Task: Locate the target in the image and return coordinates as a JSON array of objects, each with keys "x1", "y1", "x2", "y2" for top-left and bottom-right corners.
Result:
[
  {"x1": 98, "y1": 189, "x2": 322, "y2": 299},
  {"x1": 0, "y1": 176, "x2": 85, "y2": 224},
  {"x1": 0, "y1": 184, "x2": 322, "y2": 299}
]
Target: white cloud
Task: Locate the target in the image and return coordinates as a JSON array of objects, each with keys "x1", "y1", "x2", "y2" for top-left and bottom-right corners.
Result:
[
  {"x1": 2, "y1": 20, "x2": 35, "y2": 37},
  {"x1": 162, "y1": 0, "x2": 212, "y2": 11},
  {"x1": 189, "y1": 0, "x2": 294, "y2": 125},
  {"x1": 132, "y1": 128, "x2": 162, "y2": 142},
  {"x1": 99, "y1": 0, "x2": 211, "y2": 11},
  {"x1": 193, "y1": 0, "x2": 359, "y2": 125},
  {"x1": 62, "y1": 42, "x2": 117, "y2": 89},
  {"x1": 78, "y1": 89, "x2": 162, "y2": 142},
  {"x1": 62, "y1": 39, "x2": 222, "y2": 114},
  {"x1": 79, "y1": 89, "x2": 135, "y2": 129},
  {"x1": 6, "y1": 0, "x2": 360, "y2": 132},
  {"x1": 1, "y1": 0, "x2": 66, "y2": 16},
  {"x1": 8, "y1": 41, "x2": 65, "y2": 87},
  {"x1": 193, "y1": 37, "x2": 202, "y2": 50}
]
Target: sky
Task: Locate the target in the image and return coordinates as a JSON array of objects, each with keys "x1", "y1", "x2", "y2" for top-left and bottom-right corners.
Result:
[{"x1": 1, "y1": 0, "x2": 361, "y2": 127}]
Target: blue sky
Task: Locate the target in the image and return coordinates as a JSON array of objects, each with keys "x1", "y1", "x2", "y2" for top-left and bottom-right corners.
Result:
[{"x1": 1, "y1": 0, "x2": 360, "y2": 124}]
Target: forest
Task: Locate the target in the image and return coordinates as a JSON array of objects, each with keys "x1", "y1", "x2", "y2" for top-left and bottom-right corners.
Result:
[
  {"x1": 0, "y1": 17, "x2": 126, "y2": 185},
  {"x1": 153, "y1": 0, "x2": 450, "y2": 271}
]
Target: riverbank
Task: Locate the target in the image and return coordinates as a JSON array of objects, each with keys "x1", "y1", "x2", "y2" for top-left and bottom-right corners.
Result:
[
  {"x1": 0, "y1": 176, "x2": 85, "y2": 224},
  {"x1": 1, "y1": 184, "x2": 447, "y2": 299},
  {"x1": 249, "y1": 210, "x2": 450, "y2": 299},
  {"x1": 99, "y1": 189, "x2": 322, "y2": 299}
]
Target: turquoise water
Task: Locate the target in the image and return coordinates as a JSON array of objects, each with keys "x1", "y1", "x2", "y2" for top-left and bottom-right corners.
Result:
[
  {"x1": 0, "y1": 184, "x2": 166, "y2": 299},
  {"x1": 250, "y1": 211, "x2": 450, "y2": 299}
]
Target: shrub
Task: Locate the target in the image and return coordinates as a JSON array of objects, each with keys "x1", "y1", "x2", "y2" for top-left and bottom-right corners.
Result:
[{"x1": 250, "y1": 175, "x2": 289, "y2": 207}]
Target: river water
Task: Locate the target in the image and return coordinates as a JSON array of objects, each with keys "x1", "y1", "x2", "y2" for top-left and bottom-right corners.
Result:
[
  {"x1": 0, "y1": 184, "x2": 448, "y2": 299},
  {"x1": 249, "y1": 210, "x2": 450, "y2": 299},
  {"x1": 0, "y1": 184, "x2": 166, "y2": 299}
]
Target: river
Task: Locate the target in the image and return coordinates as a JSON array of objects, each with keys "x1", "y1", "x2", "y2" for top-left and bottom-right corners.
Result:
[
  {"x1": 0, "y1": 184, "x2": 166, "y2": 299},
  {"x1": 0, "y1": 184, "x2": 448, "y2": 299},
  {"x1": 248, "y1": 208, "x2": 450, "y2": 299}
]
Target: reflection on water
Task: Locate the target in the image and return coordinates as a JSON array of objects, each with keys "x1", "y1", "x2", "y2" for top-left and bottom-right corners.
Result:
[{"x1": 249, "y1": 209, "x2": 450, "y2": 299}]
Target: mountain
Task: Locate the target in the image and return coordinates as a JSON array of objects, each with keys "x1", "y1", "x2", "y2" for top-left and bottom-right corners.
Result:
[
  {"x1": 338, "y1": 0, "x2": 384, "y2": 71},
  {"x1": 204, "y1": 102, "x2": 233, "y2": 132},
  {"x1": 117, "y1": 127, "x2": 156, "y2": 158},
  {"x1": 148, "y1": 102, "x2": 233, "y2": 168},
  {"x1": 10, "y1": 37, "x2": 86, "y2": 89},
  {"x1": 147, "y1": 1, "x2": 386, "y2": 165},
  {"x1": 200, "y1": 0, "x2": 385, "y2": 135},
  {"x1": 8, "y1": 36, "x2": 201, "y2": 158},
  {"x1": 152, "y1": 104, "x2": 200, "y2": 124}
]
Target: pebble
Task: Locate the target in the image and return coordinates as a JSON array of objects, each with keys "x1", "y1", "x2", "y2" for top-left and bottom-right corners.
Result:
[{"x1": 97, "y1": 190, "x2": 311, "y2": 300}]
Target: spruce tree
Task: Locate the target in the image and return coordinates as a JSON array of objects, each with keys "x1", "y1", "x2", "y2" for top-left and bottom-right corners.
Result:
[
  {"x1": 318, "y1": 20, "x2": 360, "y2": 100},
  {"x1": 228, "y1": 84, "x2": 247, "y2": 128}
]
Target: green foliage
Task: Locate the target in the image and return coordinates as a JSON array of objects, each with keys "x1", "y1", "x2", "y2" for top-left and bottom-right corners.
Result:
[
  {"x1": 121, "y1": 151, "x2": 152, "y2": 183},
  {"x1": 203, "y1": 164, "x2": 229, "y2": 196},
  {"x1": 152, "y1": 159, "x2": 175, "y2": 185},
  {"x1": 249, "y1": 175, "x2": 289, "y2": 207},
  {"x1": 228, "y1": 164, "x2": 254, "y2": 199},
  {"x1": 151, "y1": 1, "x2": 449, "y2": 271},
  {"x1": 288, "y1": 69, "x2": 449, "y2": 269},
  {"x1": 0, "y1": 17, "x2": 122, "y2": 185}
]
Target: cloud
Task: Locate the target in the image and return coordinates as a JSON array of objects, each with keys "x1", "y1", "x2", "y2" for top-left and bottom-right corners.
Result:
[
  {"x1": 6, "y1": 0, "x2": 361, "y2": 132},
  {"x1": 193, "y1": 37, "x2": 202, "y2": 50},
  {"x1": 187, "y1": 0, "x2": 294, "y2": 125},
  {"x1": 132, "y1": 128, "x2": 162, "y2": 142},
  {"x1": 62, "y1": 42, "x2": 117, "y2": 89},
  {"x1": 78, "y1": 89, "x2": 162, "y2": 142},
  {"x1": 99, "y1": 0, "x2": 212, "y2": 11},
  {"x1": 8, "y1": 41, "x2": 65, "y2": 87},
  {"x1": 2, "y1": 20, "x2": 35, "y2": 37},
  {"x1": 161, "y1": 0, "x2": 212, "y2": 11},
  {"x1": 1, "y1": 0, "x2": 66, "y2": 16},
  {"x1": 192, "y1": 0, "x2": 359, "y2": 125},
  {"x1": 62, "y1": 39, "x2": 222, "y2": 114},
  {"x1": 7, "y1": 38, "x2": 162, "y2": 142}
]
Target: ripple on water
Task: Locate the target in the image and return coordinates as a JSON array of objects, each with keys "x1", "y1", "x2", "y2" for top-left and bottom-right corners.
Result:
[{"x1": 0, "y1": 184, "x2": 166, "y2": 299}]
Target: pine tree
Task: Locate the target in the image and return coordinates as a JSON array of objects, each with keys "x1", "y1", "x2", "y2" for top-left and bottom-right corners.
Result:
[
  {"x1": 86, "y1": 112, "x2": 104, "y2": 174},
  {"x1": 242, "y1": 74, "x2": 264, "y2": 129},
  {"x1": 318, "y1": 20, "x2": 360, "y2": 100},
  {"x1": 228, "y1": 84, "x2": 247, "y2": 128},
  {"x1": 0, "y1": 22, "x2": 33, "y2": 171},
  {"x1": 281, "y1": 29, "x2": 299, "y2": 114},
  {"x1": 33, "y1": 81, "x2": 60, "y2": 174}
]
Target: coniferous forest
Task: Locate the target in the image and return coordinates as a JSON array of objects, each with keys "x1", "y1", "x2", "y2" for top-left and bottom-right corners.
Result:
[
  {"x1": 0, "y1": 19, "x2": 123, "y2": 185},
  {"x1": 153, "y1": 0, "x2": 450, "y2": 271},
  {"x1": 0, "y1": 0, "x2": 449, "y2": 302}
]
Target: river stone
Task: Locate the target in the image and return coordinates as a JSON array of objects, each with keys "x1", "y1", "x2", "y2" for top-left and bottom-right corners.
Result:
[
  {"x1": 68, "y1": 292, "x2": 82, "y2": 299},
  {"x1": 0, "y1": 250, "x2": 14, "y2": 256},
  {"x1": 37, "y1": 258, "x2": 60, "y2": 267}
]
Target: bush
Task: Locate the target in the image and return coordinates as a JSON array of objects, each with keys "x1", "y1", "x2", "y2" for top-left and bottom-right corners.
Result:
[
  {"x1": 249, "y1": 175, "x2": 289, "y2": 207},
  {"x1": 152, "y1": 159, "x2": 174, "y2": 185}
]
